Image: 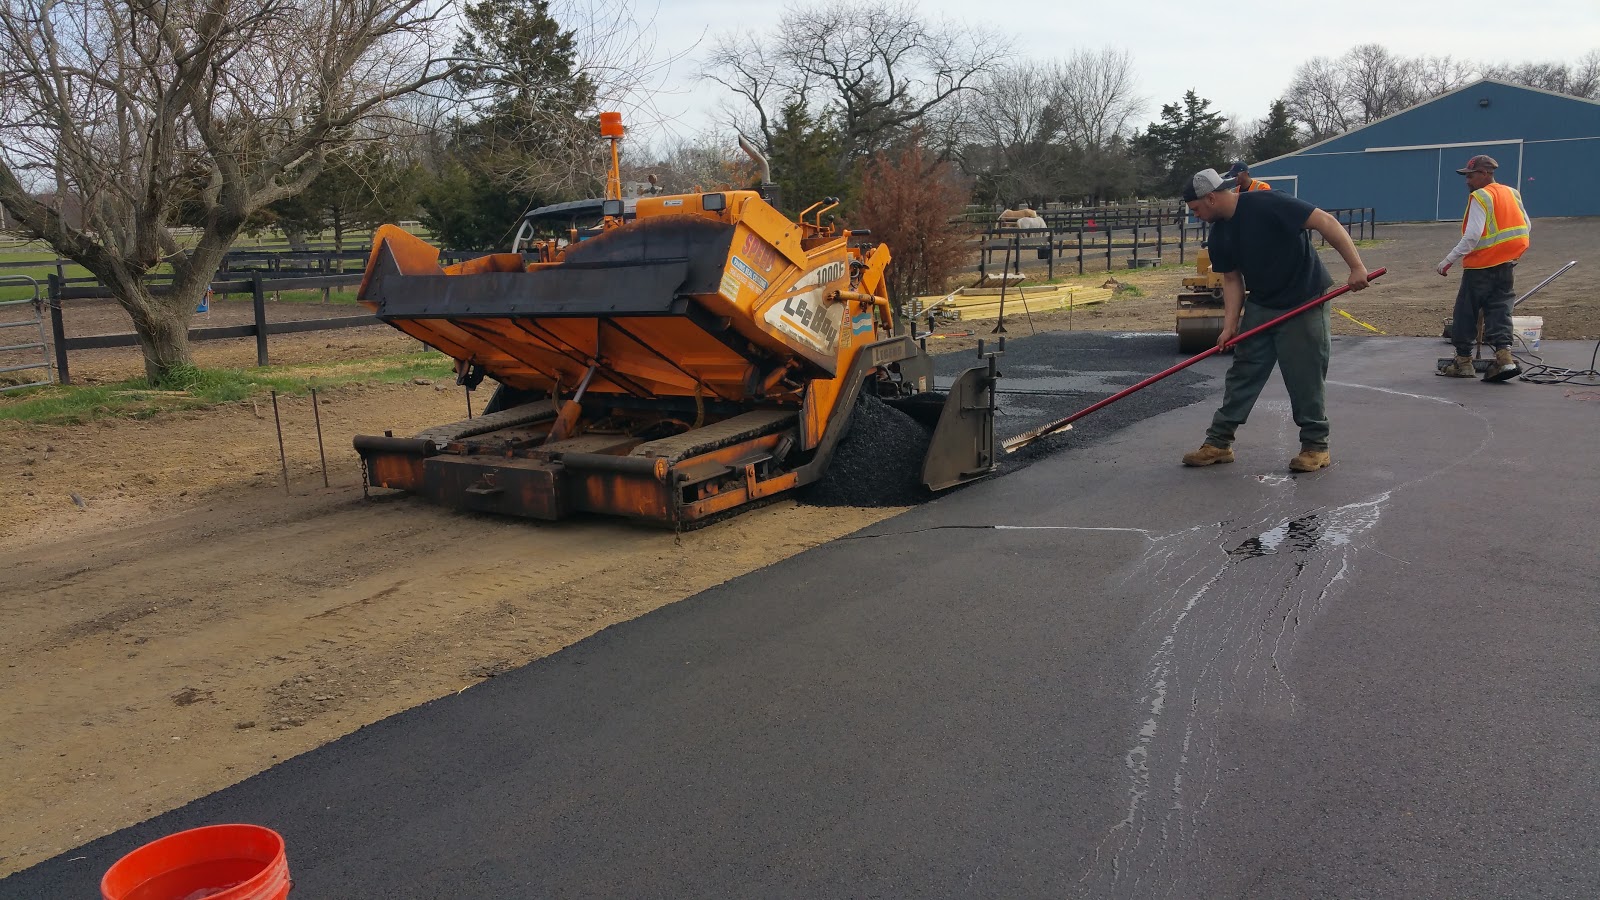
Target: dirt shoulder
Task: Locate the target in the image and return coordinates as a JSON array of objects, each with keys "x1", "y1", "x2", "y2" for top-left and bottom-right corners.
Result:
[{"x1": 0, "y1": 383, "x2": 895, "y2": 876}]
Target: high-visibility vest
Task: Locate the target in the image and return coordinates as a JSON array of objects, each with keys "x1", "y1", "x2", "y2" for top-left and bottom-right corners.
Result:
[
  {"x1": 1462, "y1": 182, "x2": 1529, "y2": 268},
  {"x1": 1235, "y1": 178, "x2": 1271, "y2": 192}
]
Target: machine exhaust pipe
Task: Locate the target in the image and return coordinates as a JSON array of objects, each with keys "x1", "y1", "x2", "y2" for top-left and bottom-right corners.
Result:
[{"x1": 738, "y1": 134, "x2": 780, "y2": 207}]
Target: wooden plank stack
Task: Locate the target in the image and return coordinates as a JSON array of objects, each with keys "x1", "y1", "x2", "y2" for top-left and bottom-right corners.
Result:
[{"x1": 909, "y1": 284, "x2": 1117, "y2": 323}]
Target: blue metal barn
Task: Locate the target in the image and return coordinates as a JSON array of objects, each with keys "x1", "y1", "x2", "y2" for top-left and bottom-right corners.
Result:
[{"x1": 1248, "y1": 79, "x2": 1600, "y2": 222}]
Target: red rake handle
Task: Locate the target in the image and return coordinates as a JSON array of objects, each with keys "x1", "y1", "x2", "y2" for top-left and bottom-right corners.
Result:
[{"x1": 1001, "y1": 268, "x2": 1387, "y2": 453}]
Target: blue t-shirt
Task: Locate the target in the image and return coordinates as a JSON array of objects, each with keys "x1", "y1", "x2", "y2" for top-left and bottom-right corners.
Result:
[{"x1": 1207, "y1": 191, "x2": 1332, "y2": 309}]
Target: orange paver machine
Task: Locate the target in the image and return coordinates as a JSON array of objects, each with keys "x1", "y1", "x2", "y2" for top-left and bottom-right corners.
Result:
[{"x1": 352, "y1": 116, "x2": 999, "y2": 527}]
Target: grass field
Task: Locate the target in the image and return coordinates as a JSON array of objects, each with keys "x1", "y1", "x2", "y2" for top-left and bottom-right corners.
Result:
[
  {"x1": 0, "y1": 226, "x2": 425, "y2": 301},
  {"x1": 0, "y1": 350, "x2": 454, "y2": 425}
]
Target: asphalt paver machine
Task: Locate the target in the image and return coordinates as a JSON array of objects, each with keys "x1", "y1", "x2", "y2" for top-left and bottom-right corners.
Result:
[{"x1": 353, "y1": 116, "x2": 999, "y2": 527}]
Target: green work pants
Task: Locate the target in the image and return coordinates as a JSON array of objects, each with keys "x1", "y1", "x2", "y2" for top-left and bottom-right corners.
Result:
[{"x1": 1205, "y1": 300, "x2": 1331, "y2": 452}]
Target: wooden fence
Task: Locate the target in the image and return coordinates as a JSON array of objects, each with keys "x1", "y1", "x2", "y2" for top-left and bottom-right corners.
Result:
[
  {"x1": 970, "y1": 207, "x2": 1377, "y2": 278},
  {"x1": 30, "y1": 248, "x2": 501, "y2": 385}
]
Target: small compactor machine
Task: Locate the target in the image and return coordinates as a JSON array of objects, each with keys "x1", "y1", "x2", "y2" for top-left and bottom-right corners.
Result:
[
  {"x1": 353, "y1": 117, "x2": 999, "y2": 527},
  {"x1": 1175, "y1": 249, "x2": 1232, "y2": 353}
]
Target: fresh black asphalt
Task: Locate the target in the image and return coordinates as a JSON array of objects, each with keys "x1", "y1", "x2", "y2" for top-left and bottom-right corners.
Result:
[{"x1": 6, "y1": 335, "x2": 1598, "y2": 899}]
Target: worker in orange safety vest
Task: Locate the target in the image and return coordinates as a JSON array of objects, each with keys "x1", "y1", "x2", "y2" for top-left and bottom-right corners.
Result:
[
  {"x1": 1225, "y1": 161, "x2": 1271, "y2": 192},
  {"x1": 1435, "y1": 154, "x2": 1531, "y2": 382}
]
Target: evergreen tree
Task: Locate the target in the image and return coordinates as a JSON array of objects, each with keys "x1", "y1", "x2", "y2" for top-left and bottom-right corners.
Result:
[
  {"x1": 269, "y1": 146, "x2": 419, "y2": 251},
  {"x1": 1248, "y1": 100, "x2": 1302, "y2": 164},
  {"x1": 766, "y1": 100, "x2": 853, "y2": 217},
  {"x1": 1134, "y1": 90, "x2": 1229, "y2": 197},
  {"x1": 452, "y1": 0, "x2": 596, "y2": 150},
  {"x1": 417, "y1": 0, "x2": 601, "y2": 248}
]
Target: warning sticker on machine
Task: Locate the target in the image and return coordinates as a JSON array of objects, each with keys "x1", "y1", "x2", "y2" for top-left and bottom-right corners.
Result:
[
  {"x1": 763, "y1": 260, "x2": 846, "y2": 357},
  {"x1": 729, "y1": 256, "x2": 770, "y2": 292},
  {"x1": 719, "y1": 271, "x2": 743, "y2": 303}
]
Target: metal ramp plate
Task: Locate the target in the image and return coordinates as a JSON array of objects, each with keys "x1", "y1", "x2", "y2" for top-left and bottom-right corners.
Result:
[
  {"x1": 629, "y1": 409, "x2": 797, "y2": 463},
  {"x1": 414, "y1": 400, "x2": 557, "y2": 446}
]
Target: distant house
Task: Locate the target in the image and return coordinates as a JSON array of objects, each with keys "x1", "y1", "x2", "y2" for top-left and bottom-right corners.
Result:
[{"x1": 1247, "y1": 79, "x2": 1600, "y2": 222}]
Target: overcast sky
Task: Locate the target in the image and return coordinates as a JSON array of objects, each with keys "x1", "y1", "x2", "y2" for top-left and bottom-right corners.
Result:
[{"x1": 627, "y1": 0, "x2": 1600, "y2": 144}]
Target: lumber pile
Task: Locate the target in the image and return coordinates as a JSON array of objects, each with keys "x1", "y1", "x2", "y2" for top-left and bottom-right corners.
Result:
[{"x1": 908, "y1": 284, "x2": 1116, "y2": 323}]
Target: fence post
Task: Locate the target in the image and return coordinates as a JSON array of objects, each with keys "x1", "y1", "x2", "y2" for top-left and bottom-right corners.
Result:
[
  {"x1": 1077, "y1": 228, "x2": 1084, "y2": 276},
  {"x1": 1012, "y1": 233, "x2": 1021, "y2": 275},
  {"x1": 1105, "y1": 226, "x2": 1112, "y2": 272},
  {"x1": 1046, "y1": 232, "x2": 1054, "y2": 280},
  {"x1": 47, "y1": 273, "x2": 70, "y2": 385},
  {"x1": 1132, "y1": 224, "x2": 1140, "y2": 267},
  {"x1": 252, "y1": 272, "x2": 268, "y2": 366},
  {"x1": 1157, "y1": 223, "x2": 1163, "y2": 263}
]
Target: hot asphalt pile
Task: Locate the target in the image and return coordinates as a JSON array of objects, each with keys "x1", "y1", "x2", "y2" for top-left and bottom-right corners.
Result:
[
  {"x1": 802, "y1": 393, "x2": 934, "y2": 507},
  {"x1": 801, "y1": 331, "x2": 1216, "y2": 507}
]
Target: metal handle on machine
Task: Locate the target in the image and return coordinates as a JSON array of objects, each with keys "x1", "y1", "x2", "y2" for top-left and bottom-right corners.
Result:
[
  {"x1": 1002, "y1": 268, "x2": 1388, "y2": 453},
  {"x1": 1513, "y1": 260, "x2": 1576, "y2": 309}
]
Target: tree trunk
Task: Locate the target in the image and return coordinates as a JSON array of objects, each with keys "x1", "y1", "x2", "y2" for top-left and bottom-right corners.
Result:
[
  {"x1": 123, "y1": 285, "x2": 196, "y2": 385},
  {"x1": 284, "y1": 225, "x2": 310, "y2": 252}
]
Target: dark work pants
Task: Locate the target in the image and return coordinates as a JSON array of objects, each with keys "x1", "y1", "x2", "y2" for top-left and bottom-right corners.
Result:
[
  {"x1": 1452, "y1": 262, "x2": 1516, "y2": 355},
  {"x1": 1206, "y1": 301, "x2": 1332, "y2": 451}
]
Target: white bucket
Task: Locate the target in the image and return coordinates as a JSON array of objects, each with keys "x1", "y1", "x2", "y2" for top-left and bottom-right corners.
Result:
[{"x1": 1512, "y1": 315, "x2": 1543, "y2": 350}]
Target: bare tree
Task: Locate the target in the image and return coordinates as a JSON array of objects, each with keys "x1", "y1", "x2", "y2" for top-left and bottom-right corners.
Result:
[
  {"x1": 1285, "y1": 55, "x2": 1356, "y2": 142},
  {"x1": 1286, "y1": 45, "x2": 1475, "y2": 141},
  {"x1": 1344, "y1": 43, "x2": 1420, "y2": 122},
  {"x1": 703, "y1": 0, "x2": 1003, "y2": 171},
  {"x1": 629, "y1": 131, "x2": 756, "y2": 195},
  {"x1": 1482, "y1": 48, "x2": 1600, "y2": 99},
  {"x1": 0, "y1": 0, "x2": 456, "y2": 383},
  {"x1": 1054, "y1": 47, "x2": 1145, "y2": 151},
  {"x1": 956, "y1": 50, "x2": 1144, "y2": 206},
  {"x1": 955, "y1": 61, "x2": 1061, "y2": 204},
  {"x1": 701, "y1": 34, "x2": 793, "y2": 152},
  {"x1": 1412, "y1": 54, "x2": 1477, "y2": 98}
]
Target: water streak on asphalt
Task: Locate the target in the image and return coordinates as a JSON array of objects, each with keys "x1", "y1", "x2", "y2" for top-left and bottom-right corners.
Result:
[
  {"x1": 1082, "y1": 491, "x2": 1392, "y2": 898},
  {"x1": 1081, "y1": 379, "x2": 1495, "y2": 899}
]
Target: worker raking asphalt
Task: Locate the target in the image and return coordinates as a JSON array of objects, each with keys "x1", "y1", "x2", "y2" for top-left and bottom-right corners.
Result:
[{"x1": 801, "y1": 330, "x2": 1216, "y2": 507}]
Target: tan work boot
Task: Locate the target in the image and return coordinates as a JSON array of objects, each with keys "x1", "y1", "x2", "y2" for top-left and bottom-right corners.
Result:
[
  {"x1": 1182, "y1": 444, "x2": 1234, "y2": 467},
  {"x1": 1436, "y1": 356, "x2": 1476, "y2": 378},
  {"x1": 1483, "y1": 348, "x2": 1520, "y2": 383},
  {"x1": 1289, "y1": 447, "x2": 1331, "y2": 472}
]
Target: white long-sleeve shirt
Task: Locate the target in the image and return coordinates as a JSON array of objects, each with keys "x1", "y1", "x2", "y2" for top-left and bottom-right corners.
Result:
[{"x1": 1440, "y1": 200, "x2": 1487, "y2": 268}]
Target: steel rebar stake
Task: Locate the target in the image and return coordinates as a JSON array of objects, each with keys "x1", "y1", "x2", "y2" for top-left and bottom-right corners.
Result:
[
  {"x1": 271, "y1": 390, "x2": 290, "y2": 494},
  {"x1": 311, "y1": 388, "x2": 329, "y2": 488}
]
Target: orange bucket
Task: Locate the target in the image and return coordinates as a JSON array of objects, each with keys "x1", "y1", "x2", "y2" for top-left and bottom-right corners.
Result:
[{"x1": 101, "y1": 824, "x2": 290, "y2": 900}]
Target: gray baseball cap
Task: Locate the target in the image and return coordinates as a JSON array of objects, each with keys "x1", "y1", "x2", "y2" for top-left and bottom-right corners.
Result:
[{"x1": 1182, "y1": 168, "x2": 1232, "y2": 202}]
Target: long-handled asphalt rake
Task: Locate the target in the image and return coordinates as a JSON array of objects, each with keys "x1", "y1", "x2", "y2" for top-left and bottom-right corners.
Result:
[{"x1": 1002, "y1": 268, "x2": 1388, "y2": 454}]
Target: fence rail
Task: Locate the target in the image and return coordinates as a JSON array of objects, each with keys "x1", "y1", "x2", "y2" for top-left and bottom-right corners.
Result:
[
  {"x1": 46, "y1": 271, "x2": 380, "y2": 385},
  {"x1": 967, "y1": 207, "x2": 1377, "y2": 278}
]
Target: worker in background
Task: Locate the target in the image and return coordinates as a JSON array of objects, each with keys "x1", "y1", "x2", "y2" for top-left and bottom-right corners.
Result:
[
  {"x1": 1226, "y1": 161, "x2": 1271, "y2": 192},
  {"x1": 1178, "y1": 168, "x2": 1370, "y2": 473},
  {"x1": 1435, "y1": 154, "x2": 1530, "y2": 382}
]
